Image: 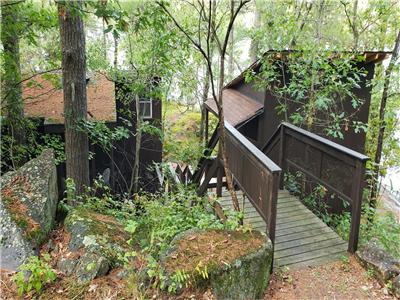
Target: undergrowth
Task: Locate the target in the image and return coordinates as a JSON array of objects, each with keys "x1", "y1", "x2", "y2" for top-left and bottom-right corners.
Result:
[
  {"x1": 124, "y1": 185, "x2": 243, "y2": 293},
  {"x1": 13, "y1": 254, "x2": 56, "y2": 296}
]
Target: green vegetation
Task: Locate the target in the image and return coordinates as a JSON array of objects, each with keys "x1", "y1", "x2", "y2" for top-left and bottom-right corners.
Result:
[
  {"x1": 13, "y1": 254, "x2": 56, "y2": 296},
  {"x1": 123, "y1": 185, "x2": 243, "y2": 292}
]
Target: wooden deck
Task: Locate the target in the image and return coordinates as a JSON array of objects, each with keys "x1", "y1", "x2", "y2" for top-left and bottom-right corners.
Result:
[{"x1": 212, "y1": 189, "x2": 348, "y2": 270}]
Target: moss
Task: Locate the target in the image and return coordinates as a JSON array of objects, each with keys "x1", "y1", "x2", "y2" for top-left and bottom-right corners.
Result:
[
  {"x1": 161, "y1": 229, "x2": 273, "y2": 298},
  {"x1": 65, "y1": 207, "x2": 131, "y2": 265},
  {"x1": 1, "y1": 194, "x2": 44, "y2": 245}
]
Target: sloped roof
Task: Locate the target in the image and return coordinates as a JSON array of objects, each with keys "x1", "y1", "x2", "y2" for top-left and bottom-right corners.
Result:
[
  {"x1": 23, "y1": 72, "x2": 116, "y2": 124},
  {"x1": 205, "y1": 89, "x2": 263, "y2": 127}
]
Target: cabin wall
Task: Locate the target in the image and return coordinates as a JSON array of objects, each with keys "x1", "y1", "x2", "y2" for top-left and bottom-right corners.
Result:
[
  {"x1": 231, "y1": 61, "x2": 375, "y2": 154},
  {"x1": 36, "y1": 89, "x2": 162, "y2": 197},
  {"x1": 113, "y1": 85, "x2": 162, "y2": 194}
]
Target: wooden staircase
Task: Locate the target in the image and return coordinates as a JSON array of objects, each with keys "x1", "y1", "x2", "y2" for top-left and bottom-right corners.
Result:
[{"x1": 211, "y1": 188, "x2": 347, "y2": 270}]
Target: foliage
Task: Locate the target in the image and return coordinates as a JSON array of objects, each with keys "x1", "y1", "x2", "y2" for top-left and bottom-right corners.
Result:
[
  {"x1": 62, "y1": 176, "x2": 135, "y2": 221},
  {"x1": 163, "y1": 102, "x2": 205, "y2": 166},
  {"x1": 245, "y1": 51, "x2": 368, "y2": 138},
  {"x1": 13, "y1": 254, "x2": 56, "y2": 296},
  {"x1": 124, "y1": 185, "x2": 242, "y2": 292},
  {"x1": 1, "y1": 118, "x2": 65, "y2": 172}
]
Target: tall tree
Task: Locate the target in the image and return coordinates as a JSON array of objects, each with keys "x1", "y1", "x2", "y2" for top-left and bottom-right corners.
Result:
[
  {"x1": 249, "y1": 1, "x2": 260, "y2": 62},
  {"x1": 1, "y1": 1, "x2": 26, "y2": 167},
  {"x1": 370, "y1": 30, "x2": 400, "y2": 205},
  {"x1": 58, "y1": 0, "x2": 90, "y2": 197},
  {"x1": 158, "y1": 0, "x2": 250, "y2": 212},
  {"x1": 200, "y1": 0, "x2": 217, "y2": 145}
]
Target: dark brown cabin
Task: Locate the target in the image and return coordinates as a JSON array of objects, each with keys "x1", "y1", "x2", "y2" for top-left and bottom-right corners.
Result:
[{"x1": 205, "y1": 51, "x2": 389, "y2": 154}]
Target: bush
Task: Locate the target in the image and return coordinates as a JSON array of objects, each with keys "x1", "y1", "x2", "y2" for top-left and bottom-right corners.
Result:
[
  {"x1": 13, "y1": 254, "x2": 56, "y2": 296},
  {"x1": 124, "y1": 186, "x2": 243, "y2": 292}
]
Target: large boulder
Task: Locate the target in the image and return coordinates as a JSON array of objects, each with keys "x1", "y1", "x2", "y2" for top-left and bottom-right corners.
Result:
[
  {"x1": 57, "y1": 207, "x2": 130, "y2": 282},
  {"x1": 162, "y1": 229, "x2": 273, "y2": 300},
  {"x1": 356, "y1": 238, "x2": 400, "y2": 285},
  {"x1": 0, "y1": 149, "x2": 58, "y2": 270}
]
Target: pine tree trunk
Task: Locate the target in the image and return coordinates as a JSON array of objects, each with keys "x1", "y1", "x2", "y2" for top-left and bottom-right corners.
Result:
[
  {"x1": 58, "y1": 0, "x2": 90, "y2": 198},
  {"x1": 1, "y1": 2, "x2": 26, "y2": 168},
  {"x1": 370, "y1": 30, "x2": 400, "y2": 206}
]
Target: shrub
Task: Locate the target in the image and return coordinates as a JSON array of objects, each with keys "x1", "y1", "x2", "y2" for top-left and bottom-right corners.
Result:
[{"x1": 13, "y1": 254, "x2": 56, "y2": 296}]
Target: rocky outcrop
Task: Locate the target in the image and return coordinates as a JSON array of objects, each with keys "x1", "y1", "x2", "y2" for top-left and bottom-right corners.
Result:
[
  {"x1": 0, "y1": 149, "x2": 58, "y2": 270},
  {"x1": 356, "y1": 238, "x2": 400, "y2": 288},
  {"x1": 162, "y1": 229, "x2": 273, "y2": 300},
  {"x1": 57, "y1": 207, "x2": 130, "y2": 283}
]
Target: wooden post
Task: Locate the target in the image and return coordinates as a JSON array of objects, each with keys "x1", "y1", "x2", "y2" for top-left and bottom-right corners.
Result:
[
  {"x1": 269, "y1": 172, "x2": 280, "y2": 271},
  {"x1": 205, "y1": 108, "x2": 209, "y2": 144},
  {"x1": 278, "y1": 125, "x2": 286, "y2": 189},
  {"x1": 216, "y1": 161, "x2": 223, "y2": 197},
  {"x1": 348, "y1": 160, "x2": 365, "y2": 253}
]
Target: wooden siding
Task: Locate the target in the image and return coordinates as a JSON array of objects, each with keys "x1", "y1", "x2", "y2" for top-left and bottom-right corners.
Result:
[{"x1": 227, "y1": 56, "x2": 378, "y2": 154}]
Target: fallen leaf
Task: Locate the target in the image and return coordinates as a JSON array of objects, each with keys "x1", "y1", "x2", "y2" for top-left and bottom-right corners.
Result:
[{"x1": 88, "y1": 284, "x2": 98, "y2": 292}]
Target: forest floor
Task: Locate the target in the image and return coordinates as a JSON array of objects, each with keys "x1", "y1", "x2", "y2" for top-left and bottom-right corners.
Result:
[
  {"x1": 265, "y1": 256, "x2": 396, "y2": 300},
  {"x1": 2, "y1": 255, "x2": 395, "y2": 299}
]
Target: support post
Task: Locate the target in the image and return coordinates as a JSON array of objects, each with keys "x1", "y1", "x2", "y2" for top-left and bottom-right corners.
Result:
[
  {"x1": 348, "y1": 160, "x2": 365, "y2": 253},
  {"x1": 205, "y1": 108, "x2": 209, "y2": 145},
  {"x1": 216, "y1": 161, "x2": 223, "y2": 197},
  {"x1": 278, "y1": 125, "x2": 286, "y2": 189}
]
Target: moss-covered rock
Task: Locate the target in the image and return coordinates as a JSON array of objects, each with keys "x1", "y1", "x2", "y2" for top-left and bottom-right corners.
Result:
[
  {"x1": 162, "y1": 228, "x2": 273, "y2": 299},
  {"x1": 356, "y1": 238, "x2": 400, "y2": 285},
  {"x1": 58, "y1": 207, "x2": 130, "y2": 282},
  {"x1": 0, "y1": 149, "x2": 58, "y2": 270}
]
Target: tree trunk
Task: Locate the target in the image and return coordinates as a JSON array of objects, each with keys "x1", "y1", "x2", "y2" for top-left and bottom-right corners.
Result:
[
  {"x1": 370, "y1": 30, "x2": 400, "y2": 206},
  {"x1": 131, "y1": 95, "x2": 142, "y2": 195},
  {"x1": 102, "y1": 18, "x2": 107, "y2": 61},
  {"x1": 58, "y1": 0, "x2": 90, "y2": 198},
  {"x1": 1, "y1": 2, "x2": 26, "y2": 168},
  {"x1": 200, "y1": 0, "x2": 216, "y2": 145},
  {"x1": 217, "y1": 1, "x2": 240, "y2": 213},
  {"x1": 352, "y1": 0, "x2": 359, "y2": 50},
  {"x1": 200, "y1": 67, "x2": 210, "y2": 145},
  {"x1": 228, "y1": 0, "x2": 235, "y2": 79},
  {"x1": 114, "y1": 35, "x2": 118, "y2": 69},
  {"x1": 249, "y1": 1, "x2": 260, "y2": 62}
]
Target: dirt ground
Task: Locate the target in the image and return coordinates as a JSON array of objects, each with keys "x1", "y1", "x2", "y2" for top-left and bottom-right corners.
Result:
[{"x1": 265, "y1": 256, "x2": 396, "y2": 300}]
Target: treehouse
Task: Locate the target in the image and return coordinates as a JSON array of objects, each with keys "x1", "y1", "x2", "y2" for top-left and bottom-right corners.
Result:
[{"x1": 22, "y1": 71, "x2": 162, "y2": 195}]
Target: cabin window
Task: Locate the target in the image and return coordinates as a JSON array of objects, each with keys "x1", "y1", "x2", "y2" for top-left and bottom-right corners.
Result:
[{"x1": 139, "y1": 98, "x2": 152, "y2": 119}]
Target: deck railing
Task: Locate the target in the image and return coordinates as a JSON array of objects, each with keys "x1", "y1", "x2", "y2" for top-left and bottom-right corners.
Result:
[
  {"x1": 197, "y1": 122, "x2": 281, "y2": 243},
  {"x1": 263, "y1": 122, "x2": 369, "y2": 252},
  {"x1": 224, "y1": 122, "x2": 281, "y2": 243}
]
